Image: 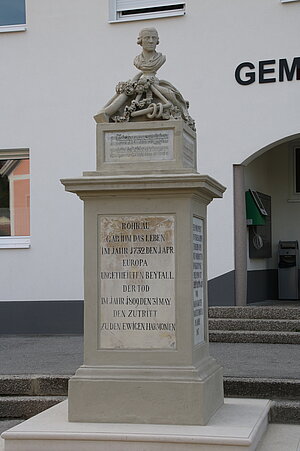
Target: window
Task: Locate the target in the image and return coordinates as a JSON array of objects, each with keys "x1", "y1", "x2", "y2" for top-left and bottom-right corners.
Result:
[
  {"x1": 109, "y1": 0, "x2": 185, "y2": 23},
  {"x1": 0, "y1": 149, "x2": 30, "y2": 248},
  {"x1": 0, "y1": 0, "x2": 26, "y2": 33}
]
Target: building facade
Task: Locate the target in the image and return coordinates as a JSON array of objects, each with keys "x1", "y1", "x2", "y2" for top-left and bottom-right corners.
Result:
[{"x1": 1, "y1": 0, "x2": 300, "y2": 332}]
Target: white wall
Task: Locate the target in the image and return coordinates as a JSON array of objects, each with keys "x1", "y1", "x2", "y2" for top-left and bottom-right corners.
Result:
[{"x1": 1, "y1": 0, "x2": 300, "y2": 300}]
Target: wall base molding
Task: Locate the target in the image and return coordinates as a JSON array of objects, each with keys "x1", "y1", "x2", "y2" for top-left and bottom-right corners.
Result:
[{"x1": 0, "y1": 300, "x2": 83, "y2": 334}]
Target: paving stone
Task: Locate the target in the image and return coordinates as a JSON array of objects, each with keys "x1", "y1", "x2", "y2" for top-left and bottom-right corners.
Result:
[
  {"x1": 210, "y1": 342, "x2": 300, "y2": 379},
  {"x1": 0, "y1": 335, "x2": 83, "y2": 375},
  {"x1": 257, "y1": 424, "x2": 300, "y2": 451}
]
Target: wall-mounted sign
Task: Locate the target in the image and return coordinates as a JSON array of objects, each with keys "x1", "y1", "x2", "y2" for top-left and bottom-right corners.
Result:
[{"x1": 235, "y1": 57, "x2": 300, "y2": 85}]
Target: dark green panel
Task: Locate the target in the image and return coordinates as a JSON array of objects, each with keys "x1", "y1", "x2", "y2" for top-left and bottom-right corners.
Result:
[{"x1": 245, "y1": 191, "x2": 266, "y2": 226}]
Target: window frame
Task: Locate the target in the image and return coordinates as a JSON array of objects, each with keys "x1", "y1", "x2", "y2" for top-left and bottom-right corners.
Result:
[
  {"x1": 0, "y1": 0, "x2": 27, "y2": 33},
  {"x1": 108, "y1": 0, "x2": 186, "y2": 23},
  {"x1": 0, "y1": 148, "x2": 30, "y2": 249},
  {"x1": 294, "y1": 147, "x2": 300, "y2": 194},
  {"x1": 0, "y1": 24, "x2": 27, "y2": 33}
]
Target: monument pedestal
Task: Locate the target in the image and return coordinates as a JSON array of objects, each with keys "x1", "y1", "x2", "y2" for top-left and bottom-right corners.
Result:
[
  {"x1": 61, "y1": 172, "x2": 225, "y2": 425},
  {"x1": 2, "y1": 398, "x2": 270, "y2": 451},
  {"x1": 63, "y1": 172, "x2": 225, "y2": 424}
]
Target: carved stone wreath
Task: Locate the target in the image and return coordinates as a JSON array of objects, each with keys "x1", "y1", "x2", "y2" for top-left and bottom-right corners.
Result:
[{"x1": 111, "y1": 77, "x2": 195, "y2": 131}]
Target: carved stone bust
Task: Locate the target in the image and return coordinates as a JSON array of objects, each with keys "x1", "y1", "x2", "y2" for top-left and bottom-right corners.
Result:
[
  {"x1": 94, "y1": 28, "x2": 195, "y2": 130},
  {"x1": 134, "y1": 28, "x2": 166, "y2": 76}
]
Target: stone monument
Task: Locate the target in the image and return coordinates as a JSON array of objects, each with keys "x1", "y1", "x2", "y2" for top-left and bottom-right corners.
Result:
[
  {"x1": 2, "y1": 28, "x2": 270, "y2": 451},
  {"x1": 66, "y1": 27, "x2": 225, "y2": 425}
]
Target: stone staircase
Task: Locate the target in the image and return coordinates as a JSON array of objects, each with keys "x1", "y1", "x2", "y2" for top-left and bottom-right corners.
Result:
[
  {"x1": 223, "y1": 377, "x2": 300, "y2": 424},
  {"x1": 208, "y1": 306, "x2": 300, "y2": 344},
  {"x1": 0, "y1": 373, "x2": 299, "y2": 431},
  {"x1": 0, "y1": 375, "x2": 67, "y2": 434}
]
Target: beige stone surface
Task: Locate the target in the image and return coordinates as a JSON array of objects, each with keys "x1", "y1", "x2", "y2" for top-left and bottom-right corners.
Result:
[
  {"x1": 62, "y1": 173, "x2": 225, "y2": 199},
  {"x1": 104, "y1": 129, "x2": 174, "y2": 163},
  {"x1": 94, "y1": 28, "x2": 195, "y2": 130},
  {"x1": 61, "y1": 109, "x2": 227, "y2": 426},
  {"x1": 257, "y1": 424, "x2": 300, "y2": 451},
  {"x1": 1, "y1": 399, "x2": 270, "y2": 451},
  {"x1": 62, "y1": 172, "x2": 225, "y2": 425},
  {"x1": 68, "y1": 363, "x2": 223, "y2": 425},
  {"x1": 90, "y1": 120, "x2": 197, "y2": 176},
  {"x1": 99, "y1": 214, "x2": 176, "y2": 350}
]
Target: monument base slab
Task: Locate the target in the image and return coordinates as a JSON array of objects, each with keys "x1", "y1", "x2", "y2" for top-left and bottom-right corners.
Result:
[
  {"x1": 68, "y1": 360, "x2": 223, "y2": 425},
  {"x1": 2, "y1": 399, "x2": 270, "y2": 451}
]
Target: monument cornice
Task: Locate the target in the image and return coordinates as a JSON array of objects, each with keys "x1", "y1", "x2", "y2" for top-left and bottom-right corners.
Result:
[{"x1": 61, "y1": 173, "x2": 226, "y2": 201}]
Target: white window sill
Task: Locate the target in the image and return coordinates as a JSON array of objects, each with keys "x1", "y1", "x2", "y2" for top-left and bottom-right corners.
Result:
[
  {"x1": 0, "y1": 236, "x2": 30, "y2": 249},
  {"x1": 0, "y1": 24, "x2": 27, "y2": 33}
]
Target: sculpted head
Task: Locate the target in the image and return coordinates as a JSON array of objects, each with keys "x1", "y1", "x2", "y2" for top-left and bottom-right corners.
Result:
[{"x1": 137, "y1": 28, "x2": 159, "y2": 51}]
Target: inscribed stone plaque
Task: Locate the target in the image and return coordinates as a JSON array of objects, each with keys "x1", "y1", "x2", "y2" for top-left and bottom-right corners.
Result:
[
  {"x1": 104, "y1": 130, "x2": 174, "y2": 163},
  {"x1": 183, "y1": 131, "x2": 195, "y2": 168},
  {"x1": 98, "y1": 215, "x2": 176, "y2": 349},
  {"x1": 193, "y1": 217, "x2": 204, "y2": 345}
]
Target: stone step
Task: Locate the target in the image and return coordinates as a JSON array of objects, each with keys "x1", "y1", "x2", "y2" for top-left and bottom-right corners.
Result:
[
  {"x1": 209, "y1": 318, "x2": 300, "y2": 332},
  {"x1": 224, "y1": 378, "x2": 300, "y2": 423},
  {"x1": 223, "y1": 377, "x2": 300, "y2": 400},
  {"x1": 208, "y1": 306, "x2": 300, "y2": 320},
  {"x1": 269, "y1": 400, "x2": 300, "y2": 424},
  {"x1": 0, "y1": 396, "x2": 66, "y2": 419},
  {"x1": 0, "y1": 375, "x2": 68, "y2": 397},
  {"x1": 209, "y1": 330, "x2": 300, "y2": 344}
]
